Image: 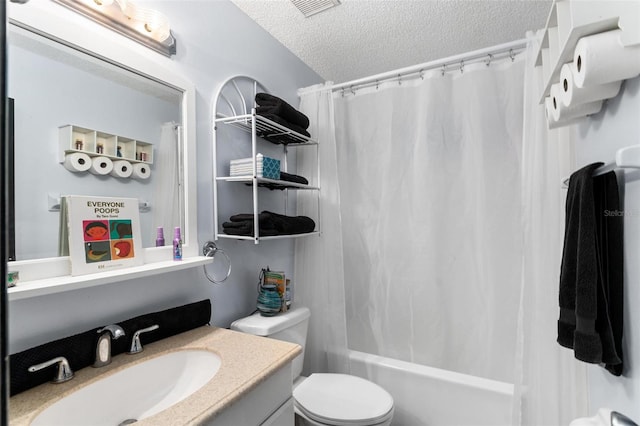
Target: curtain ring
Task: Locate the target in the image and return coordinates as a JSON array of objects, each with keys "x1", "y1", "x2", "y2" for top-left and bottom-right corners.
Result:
[
  {"x1": 341, "y1": 88, "x2": 345, "y2": 97},
  {"x1": 485, "y1": 53, "x2": 493, "y2": 67},
  {"x1": 441, "y1": 64, "x2": 446, "y2": 76},
  {"x1": 375, "y1": 80, "x2": 379, "y2": 90},
  {"x1": 460, "y1": 60, "x2": 465, "y2": 74},
  {"x1": 202, "y1": 241, "x2": 231, "y2": 283},
  {"x1": 509, "y1": 49, "x2": 515, "y2": 62},
  {"x1": 419, "y1": 69, "x2": 424, "y2": 80},
  {"x1": 350, "y1": 85, "x2": 355, "y2": 95},
  {"x1": 398, "y1": 74, "x2": 402, "y2": 85}
]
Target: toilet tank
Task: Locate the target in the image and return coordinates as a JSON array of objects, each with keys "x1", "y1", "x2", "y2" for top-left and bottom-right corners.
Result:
[{"x1": 230, "y1": 306, "x2": 310, "y2": 380}]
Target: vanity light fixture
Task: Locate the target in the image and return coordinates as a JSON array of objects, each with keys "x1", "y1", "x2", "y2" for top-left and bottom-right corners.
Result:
[{"x1": 51, "y1": 0, "x2": 176, "y2": 57}]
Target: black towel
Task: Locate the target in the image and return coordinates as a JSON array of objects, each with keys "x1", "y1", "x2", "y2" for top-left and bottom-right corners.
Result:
[
  {"x1": 223, "y1": 211, "x2": 315, "y2": 236},
  {"x1": 558, "y1": 163, "x2": 624, "y2": 375},
  {"x1": 255, "y1": 93, "x2": 310, "y2": 129}
]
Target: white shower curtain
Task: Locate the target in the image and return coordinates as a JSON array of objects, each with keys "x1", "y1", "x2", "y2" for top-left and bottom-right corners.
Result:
[
  {"x1": 295, "y1": 83, "x2": 350, "y2": 376},
  {"x1": 296, "y1": 35, "x2": 588, "y2": 426},
  {"x1": 331, "y1": 58, "x2": 524, "y2": 383},
  {"x1": 512, "y1": 31, "x2": 588, "y2": 426}
]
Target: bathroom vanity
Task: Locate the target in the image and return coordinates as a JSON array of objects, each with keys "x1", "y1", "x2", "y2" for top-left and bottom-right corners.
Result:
[{"x1": 9, "y1": 326, "x2": 300, "y2": 425}]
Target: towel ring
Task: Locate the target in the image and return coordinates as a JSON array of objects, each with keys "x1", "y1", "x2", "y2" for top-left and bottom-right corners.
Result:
[{"x1": 202, "y1": 241, "x2": 231, "y2": 284}]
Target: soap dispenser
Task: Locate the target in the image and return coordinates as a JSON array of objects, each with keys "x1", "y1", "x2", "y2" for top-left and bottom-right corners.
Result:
[{"x1": 94, "y1": 325, "x2": 125, "y2": 368}]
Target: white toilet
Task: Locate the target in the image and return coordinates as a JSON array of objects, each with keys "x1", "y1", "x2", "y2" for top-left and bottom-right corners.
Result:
[{"x1": 230, "y1": 306, "x2": 394, "y2": 426}]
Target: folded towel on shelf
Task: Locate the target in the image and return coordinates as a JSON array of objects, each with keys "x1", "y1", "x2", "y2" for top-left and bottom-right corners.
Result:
[
  {"x1": 558, "y1": 162, "x2": 624, "y2": 376},
  {"x1": 222, "y1": 211, "x2": 315, "y2": 237},
  {"x1": 255, "y1": 93, "x2": 310, "y2": 129}
]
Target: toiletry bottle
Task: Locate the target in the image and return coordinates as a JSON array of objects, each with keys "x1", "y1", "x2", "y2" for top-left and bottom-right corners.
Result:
[
  {"x1": 173, "y1": 227, "x2": 182, "y2": 260},
  {"x1": 155, "y1": 227, "x2": 165, "y2": 247}
]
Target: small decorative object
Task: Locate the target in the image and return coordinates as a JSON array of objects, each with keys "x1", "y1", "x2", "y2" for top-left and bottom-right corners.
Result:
[
  {"x1": 96, "y1": 143, "x2": 104, "y2": 154},
  {"x1": 75, "y1": 139, "x2": 83, "y2": 150},
  {"x1": 257, "y1": 285, "x2": 282, "y2": 316},
  {"x1": 116, "y1": 146, "x2": 123, "y2": 157},
  {"x1": 140, "y1": 152, "x2": 147, "y2": 162},
  {"x1": 7, "y1": 271, "x2": 19, "y2": 288}
]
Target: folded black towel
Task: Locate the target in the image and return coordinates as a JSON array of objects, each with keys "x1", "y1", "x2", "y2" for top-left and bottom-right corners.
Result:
[
  {"x1": 558, "y1": 163, "x2": 624, "y2": 375},
  {"x1": 255, "y1": 93, "x2": 310, "y2": 129},
  {"x1": 247, "y1": 172, "x2": 309, "y2": 190},
  {"x1": 223, "y1": 211, "x2": 315, "y2": 237}
]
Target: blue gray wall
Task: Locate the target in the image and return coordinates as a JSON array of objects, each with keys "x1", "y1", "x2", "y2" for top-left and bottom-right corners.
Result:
[
  {"x1": 574, "y1": 75, "x2": 640, "y2": 421},
  {"x1": 8, "y1": 1, "x2": 321, "y2": 353}
]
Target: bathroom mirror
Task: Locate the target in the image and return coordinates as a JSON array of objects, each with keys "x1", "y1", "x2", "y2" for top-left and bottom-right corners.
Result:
[{"x1": 7, "y1": 2, "x2": 198, "y2": 283}]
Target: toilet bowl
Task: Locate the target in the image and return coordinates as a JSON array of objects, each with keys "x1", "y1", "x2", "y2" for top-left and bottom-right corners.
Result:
[{"x1": 230, "y1": 306, "x2": 394, "y2": 426}]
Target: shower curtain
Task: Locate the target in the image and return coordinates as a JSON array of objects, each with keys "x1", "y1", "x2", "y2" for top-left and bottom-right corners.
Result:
[
  {"x1": 296, "y1": 33, "x2": 588, "y2": 425},
  {"x1": 330, "y1": 58, "x2": 524, "y2": 383}
]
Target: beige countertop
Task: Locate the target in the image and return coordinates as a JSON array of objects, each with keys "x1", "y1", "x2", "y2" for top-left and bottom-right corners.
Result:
[{"x1": 9, "y1": 326, "x2": 301, "y2": 425}]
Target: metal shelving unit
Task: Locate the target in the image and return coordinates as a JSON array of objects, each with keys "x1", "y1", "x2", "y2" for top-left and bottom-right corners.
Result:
[{"x1": 212, "y1": 76, "x2": 320, "y2": 244}]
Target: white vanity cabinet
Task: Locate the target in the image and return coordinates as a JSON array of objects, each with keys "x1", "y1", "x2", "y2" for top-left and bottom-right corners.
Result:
[{"x1": 208, "y1": 362, "x2": 294, "y2": 426}]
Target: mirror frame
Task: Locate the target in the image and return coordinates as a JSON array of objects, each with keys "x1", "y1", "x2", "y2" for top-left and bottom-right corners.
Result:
[{"x1": 7, "y1": 1, "x2": 199, "y2": 285}]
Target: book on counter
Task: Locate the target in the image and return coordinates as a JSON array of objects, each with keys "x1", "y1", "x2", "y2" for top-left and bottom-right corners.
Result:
[{"x1": 61, "y1": 195, "x2": 143, "y2": 276}]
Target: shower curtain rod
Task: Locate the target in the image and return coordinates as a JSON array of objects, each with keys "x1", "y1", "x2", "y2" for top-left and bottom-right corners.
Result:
[{"x1": 298, "y1": 38, "x2": 528, "y2": 96}]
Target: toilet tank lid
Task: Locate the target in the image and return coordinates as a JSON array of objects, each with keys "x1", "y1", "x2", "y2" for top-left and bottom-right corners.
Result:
[{"x1": 230, "y1": 306, "x2": 310, "y2": 336}]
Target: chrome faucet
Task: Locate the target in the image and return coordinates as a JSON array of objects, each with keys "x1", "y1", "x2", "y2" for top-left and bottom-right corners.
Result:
[
  {"x1": 128, "y1": 324, "x2": 159, "y2": 354},
  {"x1": 28, "y1": 356, "x2": 74, "y2": 383},
  {"x1": 94, "y1": 324, "x2": 125, "y2": 367}
]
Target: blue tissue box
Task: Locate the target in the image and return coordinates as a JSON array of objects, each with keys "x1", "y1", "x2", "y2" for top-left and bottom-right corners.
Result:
[{"x1": 261, "y1": 157, "x2": 280, "y2": 180}]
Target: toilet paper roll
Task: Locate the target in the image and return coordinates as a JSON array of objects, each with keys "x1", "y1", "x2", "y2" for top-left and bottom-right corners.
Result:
[
  {"x1": 560, "y1": 62, "x2": 621, "y2": 107},
  {"x1": 545, "y1": 97, "x2": 583, "y2": 129},
  {"x1": 132, "y1": 163, "x2": 151, "y2": 180},
  {"x1": 89, "y1": 156, "x2": 114, "y2": 175},
  {"x1": 63, "y1": 152, "x2": 92, "y2": 172},
  {"x1": 111, "y1": 160, "x2": 133, "y2": 178},
  {"x1": 550, "y1": 83, "x2": 603, "y2": 122},
  {"x1": 573, "y1": 29, "x2": 640, "y2": 88}
]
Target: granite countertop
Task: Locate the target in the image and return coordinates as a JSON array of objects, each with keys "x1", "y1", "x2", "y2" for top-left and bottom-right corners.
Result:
[{"x1": 9, "y1": 326, "x2": 301, "y2": 425}]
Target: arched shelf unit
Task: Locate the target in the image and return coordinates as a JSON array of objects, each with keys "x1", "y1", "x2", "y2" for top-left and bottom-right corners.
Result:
[{"x1": 211, "y1": 76, "x2": 320, "y2": 244}]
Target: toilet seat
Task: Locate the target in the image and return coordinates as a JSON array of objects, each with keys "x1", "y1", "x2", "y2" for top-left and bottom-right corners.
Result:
[{"x1": 293, "y1": 373, "x2": 394, "y2": 426}]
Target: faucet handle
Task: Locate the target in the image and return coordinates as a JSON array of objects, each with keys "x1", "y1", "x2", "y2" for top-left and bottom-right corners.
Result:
[
  {"x1": 128, "y1": 324, "x2": 159, "y2": 354},
  {"x1": 28, "y1": 356, "x2": 74, "y2": 384}
]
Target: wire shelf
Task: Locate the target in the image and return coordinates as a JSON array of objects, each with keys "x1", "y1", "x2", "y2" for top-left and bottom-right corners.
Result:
[{"x1": 215, "y1": 113, "x2": 318, "y2": 146}]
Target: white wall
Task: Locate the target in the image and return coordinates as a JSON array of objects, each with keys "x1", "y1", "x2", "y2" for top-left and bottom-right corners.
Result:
[
  {"x1": 574, "y1": 75, "x2": 640, "y2": 421},
  {"x1": 8, "y1": 1, "x2": 322, "y2": 353}
]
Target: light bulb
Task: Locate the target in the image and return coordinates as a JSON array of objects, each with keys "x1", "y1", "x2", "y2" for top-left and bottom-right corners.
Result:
[
  {"x1": 114, "y1": 0, "x2": 136, "y2": 18},
  {"x1": 134, "y1": 7, "x2": 171, "y2": 42}
]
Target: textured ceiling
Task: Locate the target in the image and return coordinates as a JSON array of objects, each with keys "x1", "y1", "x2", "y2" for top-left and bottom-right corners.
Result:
[{"x1": 231, "y1": 0, "x2": 552, "y2": 83}]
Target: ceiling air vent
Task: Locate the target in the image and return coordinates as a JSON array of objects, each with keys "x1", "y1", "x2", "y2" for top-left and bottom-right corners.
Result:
[{"x1": 290, "y1": 0, "x2": 341, "y2": 17}]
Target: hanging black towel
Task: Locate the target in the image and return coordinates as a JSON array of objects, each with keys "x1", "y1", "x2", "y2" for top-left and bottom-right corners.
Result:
[{"x1": 558, "y1": 162, "x2": 624, "y2": 376}]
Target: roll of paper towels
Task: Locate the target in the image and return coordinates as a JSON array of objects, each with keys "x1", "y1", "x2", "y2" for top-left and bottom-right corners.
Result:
[
  {"x1": 132, "y1": 163, "x2": 151, "y2": 180},
  {"x1": 573, "y1": 29, "x2": 640, "y2": 87},
  {"x1": 560, "y1": 62, "x2": 621, "y2": 107},
  {"x1": 111, "y1": 160, "x2": 133, "y2": 178},
  {"x1": 63, "y1": 152, "x2": 92, "y2": 172},
  {"x1": 550, "y1": 83, "x2": 603, "y2": 122},
  {"x1": 89, "y1": 156, "x2": 114, "y2": 175}
]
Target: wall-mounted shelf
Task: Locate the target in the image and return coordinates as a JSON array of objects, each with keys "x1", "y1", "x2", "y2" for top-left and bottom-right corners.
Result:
[
  {"x1": 59, "y1": 125, "x2": 154, "y2": 164},
  {"x1": 8, "y1": 256, "x2": 212, "y2": 301},
  {"x1": 212, "y1": 76, "x2": 321, "y2": 244},
  {"x1": 535, "y1": 0, "x2": 640, "y2": 104}
]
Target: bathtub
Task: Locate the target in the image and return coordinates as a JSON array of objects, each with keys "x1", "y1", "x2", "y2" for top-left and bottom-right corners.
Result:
[{"x1": 348, "y1": 350, "x2": 514, "y2": 426}]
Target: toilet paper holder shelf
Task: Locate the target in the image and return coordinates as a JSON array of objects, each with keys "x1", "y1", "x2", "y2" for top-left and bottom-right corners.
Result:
[{"x1": 47, "y1": 194, "x2": 150, "y2": 212}]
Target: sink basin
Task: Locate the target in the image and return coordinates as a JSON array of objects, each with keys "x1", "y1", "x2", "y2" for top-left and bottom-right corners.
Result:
[{"x1": 31, "y1": 349, "x2": 221, "y2": 426}]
